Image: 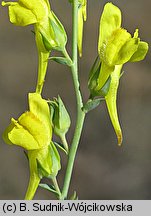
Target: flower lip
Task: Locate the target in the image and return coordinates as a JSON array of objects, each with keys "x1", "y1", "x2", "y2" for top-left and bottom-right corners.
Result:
[{"x1": 3, "y1": 93, "x2": 52, "y2": 151}]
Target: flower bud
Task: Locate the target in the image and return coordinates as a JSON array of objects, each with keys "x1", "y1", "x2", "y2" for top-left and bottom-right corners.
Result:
[
  {"x1": 48, "y1": 11, "x2": 67, "y2": 51},
  {"x1": 50, "y1": 96, "x2": 71, "y2": 138}
]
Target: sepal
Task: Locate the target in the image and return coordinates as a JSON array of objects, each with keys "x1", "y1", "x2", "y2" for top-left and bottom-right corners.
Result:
[
  {"x1": 48, "y1": 142, "x2": 61, "y2": 178},
  {"x1": 48, "y1": 11, "x2": 67, "y2": 51},
  {"x1": 88, "y1": 57, "x2": 113, "y2": 97}
]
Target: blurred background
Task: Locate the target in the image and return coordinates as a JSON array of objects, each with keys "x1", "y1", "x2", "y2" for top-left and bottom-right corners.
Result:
[{"x1": 0, "y1": 0, "x2": 151, "y2": 199}]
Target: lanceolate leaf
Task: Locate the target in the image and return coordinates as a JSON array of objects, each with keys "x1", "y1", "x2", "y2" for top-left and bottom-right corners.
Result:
[
  {"x1": 39, "y1": 183, "x2": 59, "y2": 195},
  {"x1": 49, "y1": 57, "x2": 72, "y2": 66},
  {"x1": 53, "y1": 142, "x2": 68, "y2": 155},
  {"x1": 82, "y1": 98, "x2": 103, "y2": 113}
]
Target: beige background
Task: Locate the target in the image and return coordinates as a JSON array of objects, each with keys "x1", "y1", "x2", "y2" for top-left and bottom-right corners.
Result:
[{"x1": 0, "y1": 0, "x2": 151, "y2": 199}]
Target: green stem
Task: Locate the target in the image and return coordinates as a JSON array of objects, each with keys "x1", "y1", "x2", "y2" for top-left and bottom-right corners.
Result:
[
  {"x1": 60, "y1": 134, "x2": 69, "y2": 154},
  {"x1": 62, "y1": 48, "x2": 73, "y2": 65},
  {"x1": 60, "y1": 0, "x2": 86, "y2": 200},
  {"x1": 52, "y1": 177, "x2": 61, "y2": 199},
  {"x1": 36, "y1": 51, "x2": 49, "y2": 94}
]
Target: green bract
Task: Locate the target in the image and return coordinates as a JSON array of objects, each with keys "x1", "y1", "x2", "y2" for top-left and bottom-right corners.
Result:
[
  {"x1": 49, "y1": 96, "x2": 71, "y2": 153},
  {"x1": 50, "y1": 96, "x2": 71, "y2": 136},
  {"x1": 88, "y1": 2, "x2": 148, "y2": 145}
]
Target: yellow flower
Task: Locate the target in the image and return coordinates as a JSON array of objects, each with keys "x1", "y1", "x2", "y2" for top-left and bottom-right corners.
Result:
[
  {"x1": 78, "y1": 0, "x2": 87, "y2": 57},
  {"x1": 3, "y1": 93, "x2": 52, "y2": 150},
  {"x1": 25, "y1": 141, "x2": 60, "y2": 200},
  {"x1": 88, "y1": 3, "x2": 148, "y2": 145},
  {"x1": 2, "y1": 0, "x2": 67, "y2": 94},
  {"x1": 2, "y1": 0, "x2": 50, "y2": 26},
  {"x1": 2, "y1": 0, "x2": 67, "y2": 52},
  {"x1": 3, "y1": 93, "x2": 60, "y2": 199}
]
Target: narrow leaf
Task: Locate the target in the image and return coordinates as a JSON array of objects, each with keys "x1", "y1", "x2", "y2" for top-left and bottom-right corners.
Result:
[
  {"x1": 82, "y1": 98, "x2": 103, "y2": 113},
  {"x1": 39, "y1": 183, "x2": 58, "y2": 195},
  {"x1": 49, "y1": 57, "x2": 72, "y2": 66},
  {"x1": 53, "y1": 141, "x2": 68, "y2": 155}
]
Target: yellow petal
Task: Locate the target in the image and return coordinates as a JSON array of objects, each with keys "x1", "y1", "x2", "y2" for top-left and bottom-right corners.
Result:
[
  {"x1": 105, "y1": 65, "x2": 123, "y2": 146},
  {"x1": 98, "y1": 3, "x2": 121, "y2": 54},
  {"x1": 78, "y1": 7, "x2": 84, "y2": 57},
  {"x1": 2, "y1": 2, "x2": 37, "y2": 26},
  {"x1": 28, "y1": 93, "x2": 52, "y2": 141},
  {"x1": 77, "y1": 0, "x2": 87, "y2": 57},
  {"x1": 4, "y1": 118, "x2": 40, "y2": 150},
  {"x1": 25, "y1": 144, "x2": 53, "y2": 200},
  {"x1": 18, "y1": 111, "x2": 49, "y2": 149},
  {"x1": 3, "y1": 93, "x2": 52, "y2": 150},
  {"x1": 2, "y1": 0, "x2": 50, "y2": 26},
  {"x1": 103, "y1": 28, "x2": 131, "y2": 66},
  {"x1": 20, "y1": 0, "x2": 49, "y2": 22},
  {"x1": 82, "y1": 0, "x2": 87, "y2": 21}
]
